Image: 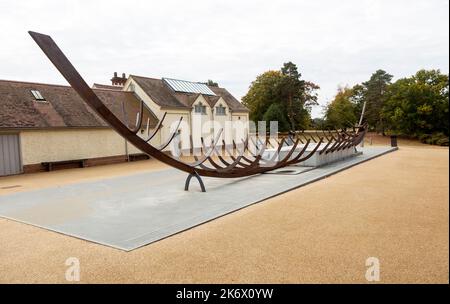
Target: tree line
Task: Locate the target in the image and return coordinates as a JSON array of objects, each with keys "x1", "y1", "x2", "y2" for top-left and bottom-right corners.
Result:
[
  {"x1": 242, "y1": 62, "x2": 449, "y2": 145},
  {"x1": 323, "y1": 69, "x2": 449, "y2": 145}
]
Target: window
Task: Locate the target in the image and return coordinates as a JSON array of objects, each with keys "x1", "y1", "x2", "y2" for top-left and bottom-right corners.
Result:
[
  {"x1": 194, "y1": 103, "x2": 207, "y2": 114},
  {"x1": 215, "y1": 105, "x2": 226, "y2": 116},
  {"x1": 30, "y1": 90, "x2": 46, "y2": 101}
]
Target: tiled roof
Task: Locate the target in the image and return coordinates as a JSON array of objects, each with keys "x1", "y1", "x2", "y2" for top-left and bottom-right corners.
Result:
[
  {"x1": 0, "y1": 80, "x2": 158, "y2": 129},
  {"x1": 92, "y1": 83, "x2": 123, "y2": 91},
  {"x1": 209, "y1": 86, "x2": 249, "y2": 113},
  {"x1": 130, "y1": 75, "x2": 249, "y2": 112},
  {"x1": 131, "y1": 75, "x2": 190, "y2": 109}
]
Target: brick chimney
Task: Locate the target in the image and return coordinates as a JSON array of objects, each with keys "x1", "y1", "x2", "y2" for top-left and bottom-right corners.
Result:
[{"x1": 111, "y1": 72, "x2": 127, "y2": 86}]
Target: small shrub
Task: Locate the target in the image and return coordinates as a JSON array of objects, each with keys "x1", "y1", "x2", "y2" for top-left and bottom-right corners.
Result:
[
  {"x1": 432, "y1": 132, "x2": 449, "y2": 146},
  {"x1": 417, "y1": 132, "x2": 449, "y2": 146},
  {"x1": 436, "y1": 137, "x2": 449, "y2": 146},
  {"x1": 418, "y1": 134, "x2": 431, "y2": 143}
]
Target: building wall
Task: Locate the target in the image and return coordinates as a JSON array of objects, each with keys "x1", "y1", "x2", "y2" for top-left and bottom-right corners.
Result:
[
  {"x1": 161, "y1": 109, "x2": 190, "y2": 152},
  {"x1": 123, "y1": 77, "x2": 249, "y2": 151},
  {"x1": 124, "y1": 78, "x2": 191, "y2": 151},
  {"x1": 231, "y1": 113, "x2": 249, "y2": 122},
  {"x1": 231, "y1": 112, "x2": 250, "y2": 142},
  {"x1": 212, "y1": 97, "x2": 231, "y2": 144},
  {"x1": 15, "y1": 101, "x2": 250, "y2": 167},
  {"x1": 190, "y1": 95, "x2": 214, "y2": 148},
  {"x1": 2, "y1": 78, "x2": 250, "y2": 175},
  {"x1": 19, "y1": 128, "x2": 143, "y2": 165},
  {"x1": 124, "y1": 78, "x2": 162, "y2": 122}
]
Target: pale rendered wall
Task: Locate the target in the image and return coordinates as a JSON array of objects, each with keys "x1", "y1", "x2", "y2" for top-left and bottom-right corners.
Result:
[
  {"x1": 124, "y1": 78, "x2": 162, "y2": 123},
  {"x1": 231, "y1": 113, "x2": 249, "y2": 142},
  {"x1": 231, "y1": 113, "x2": 249, "y2": 122},
  {"x1": 191, "y1": 95, "x2": 214, "y2": 148},
  {"x1": 212, "y1": 97, "x2": 231, "y2": 144},
  {"x1": 124, "y1": 77, "x2": 191, "y2": 151},
  {"x1": 124, "y1": 77, "x2": 249, "y2": 151},
  {"x1": 19, "y1": 129, "x2": 131, "y2": 165}
]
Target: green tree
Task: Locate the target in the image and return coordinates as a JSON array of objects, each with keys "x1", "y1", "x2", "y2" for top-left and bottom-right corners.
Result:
[
  {"x1": 324, "y1": 87, "x2": 358, "y2": 129},
  {"x1": 362, "y1": 70, "x2": 393, "y2": 133},
  {"x1": 349, "y1": 83, "x2": 366, "y2": 122},
  {"x1": 382, "y1": 69, "x2": 449, "y2": 137},
  {"x1": 262, "y1": 103, "x2": 290, "y2": 131},
  {"x1": 242, "y1": 62, "x2": 319, "y2": 132},
  {"x1": 279, "y1": 62, "x2": 320, "y2": 130},
  {"x1": 242, "y1": 70, "x2": 284, "y2": 124},
  {"x1": 279, "y1": 62, "x2": 304, "y2": 130},
  {"x1": 300, "y1": 81, "x2": 320, "y2": 129}
]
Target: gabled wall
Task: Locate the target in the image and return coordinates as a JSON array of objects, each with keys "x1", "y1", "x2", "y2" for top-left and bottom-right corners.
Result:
[
  {"x1": 190, "y1": 95, "x2": 214, "y2": 147},
  {"x1": 123, "y1": 76, "x2": 249, "y2": 152},
  {"x1": 123, "y1": 77, "x2": 191, "y2": 151},
  {"x1": 211, "y1": 97, "x2": 231, "y2": 144}
]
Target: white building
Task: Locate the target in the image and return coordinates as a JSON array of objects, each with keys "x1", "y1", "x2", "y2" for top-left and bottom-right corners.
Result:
[{"x1": 0, "y1": 73, "x2": 249, "y2": 176}]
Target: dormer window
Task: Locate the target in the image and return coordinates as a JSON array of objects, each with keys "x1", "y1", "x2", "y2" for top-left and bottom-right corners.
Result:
[
  {"x1": 215, "y1": 105, "x2": 226, "y2": 116},
  {"x1": 31, "y1": 90, "x2": 46, "y2": 102},
  {"x1": 194, "y1": 103, "x2": 207, "y2": 114}
]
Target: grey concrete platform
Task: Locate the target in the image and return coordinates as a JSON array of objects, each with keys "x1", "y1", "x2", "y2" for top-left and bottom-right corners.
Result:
[
  {"x1": 262, "y1": 143, "x2": 358, "y2": 167},
  {"x1": 0, "y1": 146, "x2": 397, "y2": 251}
]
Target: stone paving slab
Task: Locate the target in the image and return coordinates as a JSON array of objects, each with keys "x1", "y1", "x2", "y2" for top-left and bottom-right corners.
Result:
[{"x1": 0, "y1": 146, "x2": 397, "y2": 251}]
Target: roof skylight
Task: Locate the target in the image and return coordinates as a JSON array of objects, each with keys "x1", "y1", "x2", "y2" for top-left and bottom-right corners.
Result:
[
  {"x1": 31, "y1": 89, "x2": 46, "y2": 101},
  {"x1": 163, "y1": 78, "x2": 216, "y2": 96}
]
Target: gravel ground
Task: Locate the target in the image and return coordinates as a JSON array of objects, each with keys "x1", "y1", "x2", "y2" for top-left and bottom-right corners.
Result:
[{"x1": 0, "y1": 144, "x2": 448, "y2": 283}]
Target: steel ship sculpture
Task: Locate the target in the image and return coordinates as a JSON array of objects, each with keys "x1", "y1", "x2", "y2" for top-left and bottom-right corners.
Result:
[{"x1": 29, "y1": 31, "x2": 367, "y2": 192}]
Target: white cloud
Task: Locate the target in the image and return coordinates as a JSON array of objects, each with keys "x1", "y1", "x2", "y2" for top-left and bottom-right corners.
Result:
[{"x1": 0, "y1": 0, "x2": 448, "y2": 117}]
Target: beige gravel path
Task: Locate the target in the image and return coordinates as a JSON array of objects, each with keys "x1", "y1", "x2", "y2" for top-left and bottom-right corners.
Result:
[{"x1": 0, "y1": 143, "x2": 448, "y2": 283}]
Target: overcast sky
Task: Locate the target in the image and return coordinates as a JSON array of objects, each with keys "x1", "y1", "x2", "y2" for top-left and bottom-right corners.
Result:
[{"x1": 1, "y1": 0, "x2": 448, "y2": 117}]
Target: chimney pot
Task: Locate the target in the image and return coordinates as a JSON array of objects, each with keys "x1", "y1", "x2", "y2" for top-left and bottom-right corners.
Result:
[{"x1": 111, "y1": 72, "x2": 126, "y2": 86}]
